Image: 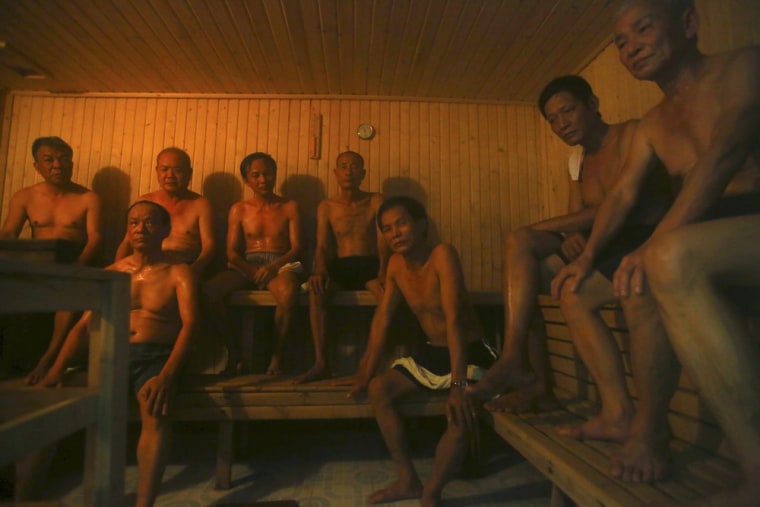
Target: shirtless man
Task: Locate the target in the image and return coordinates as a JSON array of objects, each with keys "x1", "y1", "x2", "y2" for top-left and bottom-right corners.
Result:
[
  {"x1": 38, "y1": 200, "x2": 198, "y2": 507},
  {"x1": 346, "y1": 196, "x2": 495, "y2": 507},
  {"x1": 295, "y1": 150, "x2": 388, "y2": 383},
  {"x1": 116, "y1": 147, "x2": 215, "y2": 277},
  {"x1": 203, "y1": 152, "x2": 302, "y2": 375},
  {"x1": 469, "y1": 76, "x2": 671, "y2": 428},
  {"x1": 0, "y1": 136, "x2": 102, "y2": 385},
  {"x1": 552, "y1": 0, "x2": 760, "y2": 489}
]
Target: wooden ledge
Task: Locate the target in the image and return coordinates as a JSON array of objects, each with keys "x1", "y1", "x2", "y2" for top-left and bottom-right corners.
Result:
[{"x1": 228, "y1": 289, "x2": 502, "y2": 306}]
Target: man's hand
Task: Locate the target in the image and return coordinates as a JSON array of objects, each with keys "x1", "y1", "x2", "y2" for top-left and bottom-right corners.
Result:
[
  {"x1": 337, "y1": 372, "x2": 371, "y2": 400},
  {"x1": 253, "y1": 263, "x2": 278, "y2": 287},
  {"x1": 560, "y1": 233, "x2": 587, "y2": 261},
  {"x1": 139, "y1": 375, "x2": 175, "y2": 417},
  {"x1": 26, "y1": 361, "x2": 50, "y2": 386},
  {"x1": 308, "y1": 273, "x2": 329, "y2": 295},
  {"x1": 447, "y1": 386, "x2": 478, "y2": 432},
  {"x1": 551, "y1": 255, "x2": 594, "y2": 299},
  {"x1": 613, "y1": 248, "x2": 647, "y2": 297}
]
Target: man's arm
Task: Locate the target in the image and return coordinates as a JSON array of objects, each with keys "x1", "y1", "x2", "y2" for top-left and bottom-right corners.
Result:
[
  {"x1": 142, "y1": 264, "x2": 199, "y2": 417},
  {"x1": 651, "y1": 50, "x2": 760, "y2": 235},
  {"x1": 308, "y1": 201, "x2": 332, "y2": 294},
  {"x1": 77, "y1": 191, "x2": 102, "y2": 266},
  {"x1": 0, "y1": 190, "x2": 29, "y2": 238},
  {"x1": 435, "y1": 244, "x2": 477, "y2": 431},
  {"x1": 551, "y1": 125, "x2": 659, "y2": 296},
  {"x1": 225, "y1": 203, "x2": 257, "y2": 279},
  {"x1": 190, "y1": 197, "x2": 216, "y2": 275},
  {"x1": 347, "y1": 258, "x2": 403, "y2": 398},
  {"x1": 531, "y1": 180, "x2": 595, "y2": 233}
]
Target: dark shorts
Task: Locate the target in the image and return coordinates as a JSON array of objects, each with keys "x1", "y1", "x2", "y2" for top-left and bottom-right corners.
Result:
[
  {"x1": 129, "y1": 343, "x2": 173, "y2": 396},
  {"x1": 556, "y1": 226, "x2": 656, "y2": 280},
  {"x1": 327, "y1": 256, "x2": 380, "y2": 290},
  {"x1": 57, "y1": 240, "x2": 85, "y2": 263},
  {"x1": 392, "y1": 340, "x2": 498, "y2": 391}
]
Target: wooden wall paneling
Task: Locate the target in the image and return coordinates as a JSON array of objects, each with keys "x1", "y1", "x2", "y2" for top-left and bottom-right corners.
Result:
[
  {"x1": 485, "y1": 104, "x2": 502, "y2": 289},
  {"x1": 0, "y1": 92, "x2": 12, "y2": 220},
  {"x1": 415, "y1": 102, "x2": 431, "y2": 209},
  {"x1": 427, "y1": 102, "x2": 442, "y2": 243}
]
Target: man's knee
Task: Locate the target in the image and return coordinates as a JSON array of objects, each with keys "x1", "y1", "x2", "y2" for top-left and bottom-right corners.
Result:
[
  {"x1": 268, "y1": 275, "x2": 299, "y2": 305},
  {"x1": 643, "y1": 234, "x2": 692, "y2": 292},
  {"x1": 505, "y1": 227, "x2": 538, "y2": 255},
  {"x1": 367, "y1": 374, "x2": 395, "y2": 404},
  {"x1": 558, "y1": 282, "x2": 594, "y2": 316}
]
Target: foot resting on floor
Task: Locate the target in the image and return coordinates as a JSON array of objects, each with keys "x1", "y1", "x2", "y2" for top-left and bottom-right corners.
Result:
[{"x1": 368, "y1": 479, "x2": 423, "y2": 504}]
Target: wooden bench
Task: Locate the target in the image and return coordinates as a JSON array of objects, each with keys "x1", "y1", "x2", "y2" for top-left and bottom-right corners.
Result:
[
  {"x1": 170, "y1": 289, "x2": 503, "y2": 490},
  {"x1": 480, "y1": 294, "x2": 742, "y2": 506}
]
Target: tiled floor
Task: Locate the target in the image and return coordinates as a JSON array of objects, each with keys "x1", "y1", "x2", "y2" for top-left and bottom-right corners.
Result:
[{"x1": 46, "y1": 419, "x2": 550, "y2": 506}]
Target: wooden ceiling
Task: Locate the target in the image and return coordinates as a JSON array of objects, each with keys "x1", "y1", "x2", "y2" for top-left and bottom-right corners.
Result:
[{"x1": 0, "y1": 0, "x2": 618, "y2": 102}]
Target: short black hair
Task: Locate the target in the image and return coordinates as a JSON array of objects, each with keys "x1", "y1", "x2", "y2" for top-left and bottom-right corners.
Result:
[
  {"x1": 31, "y1": 136, "x2": 73, "y2": 159},
  {"x1": 156, "y1": 147, "x2": 192, "y2": 169},
  {"x1": 537, "y1": 75, "x2": 595, "y2": 118},
  {"x1": 127, "y1": 200, "x2": 171, "y2": 226},
  {"x1": 337, "y1": 150, "x2": 364, "y2": 167},
  {"x1": 239, "y1": 152, "x2": 277, "y2": 179},
  {"x1": 377, "y1": 196, "x2": 428, "y2": 230}
]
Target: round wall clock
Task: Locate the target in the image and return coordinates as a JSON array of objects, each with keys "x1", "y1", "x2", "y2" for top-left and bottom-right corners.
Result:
[{"x1": 357, "y1": 123, "x2": 376, "y2": 140}]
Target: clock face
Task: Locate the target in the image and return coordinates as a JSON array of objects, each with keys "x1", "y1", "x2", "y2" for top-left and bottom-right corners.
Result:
[{"x1": 357, "y1": 123, "x2": 376, "y2": 140}]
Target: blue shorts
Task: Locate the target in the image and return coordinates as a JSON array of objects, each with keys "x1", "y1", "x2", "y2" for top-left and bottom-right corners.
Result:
[{"x1": 129, "y1": 343, "x2": 173, "y2": 396}]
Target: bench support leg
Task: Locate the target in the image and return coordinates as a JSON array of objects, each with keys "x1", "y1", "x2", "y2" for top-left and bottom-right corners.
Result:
[{"x1": 215, "y1": 421, "x2": 234, "y2": 490}]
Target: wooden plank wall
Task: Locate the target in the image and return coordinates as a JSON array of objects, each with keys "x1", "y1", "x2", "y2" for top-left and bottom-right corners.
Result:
[
  {"x1": 0, "y1": 0, "x2": 756, "y2": 291},
  {"x1": 0, "y1": 95, "x2": 569, "y2": 289}
]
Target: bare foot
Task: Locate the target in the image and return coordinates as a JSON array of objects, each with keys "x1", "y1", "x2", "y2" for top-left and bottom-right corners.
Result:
[
  {"x1": 266, "y1": 357, "x2": 283, "y2": 376},
  {"x1": 556, "y1": 414, "x2": 629, "y2": 443},
  {"x1": 610, "y1": 434, "x2": 670, "y2": 483},
  {"x1": 484, "y1": 384, "x2": 560, "y2": 413},
  {"x1": 466, "y1": 359, "x2": 535, "y2": 401},
  {"x1": 292, "y1": 363, "x2": 330, "y2": 384},
  {"x1": 368, "y1": 479, "x2": 423, "y2": 504}
]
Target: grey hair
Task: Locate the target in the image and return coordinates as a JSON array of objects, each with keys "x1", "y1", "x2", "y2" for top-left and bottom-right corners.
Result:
[{"x1": 614, "y1": 0, "x2": 694, "y2": 20}]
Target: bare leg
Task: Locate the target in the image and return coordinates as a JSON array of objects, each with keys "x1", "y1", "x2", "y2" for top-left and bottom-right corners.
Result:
[
  {"x1": 645, "y1": 216, "x2": 760, "y2": 502},
  {"x1": 470, "y1": 228, "x2": 564, "y2": 398},
  {"x1": 611, "y1": 291, "x2": 676, "y2": 483},
  {"x1": 202, "y1": 270, "x2": 251, "y2": 374},
  {"x1": 27, "y1": 310, "x2": 80, "y2": 385},
  {"x1": 485, "y1": 311, "x2": 559, "y2": 413},
  {"x1": 293, "y1": 288, "x2": 333, "y2": 383},
  {"x1": 136, "y1": 395, "x2": 172, "y2": 507},
  {"x1": 265, "y1": 272, "x2": 299, "y2": 375},
  {"x1": 422, "y1": 412, "x2": 470, "y2": 507},
  {"x1": 557, "y1": 271, "x2": 634, "y2": 443},
  {"x1": 367, "y1": 369, "x2": 424, "y2": 504}
]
